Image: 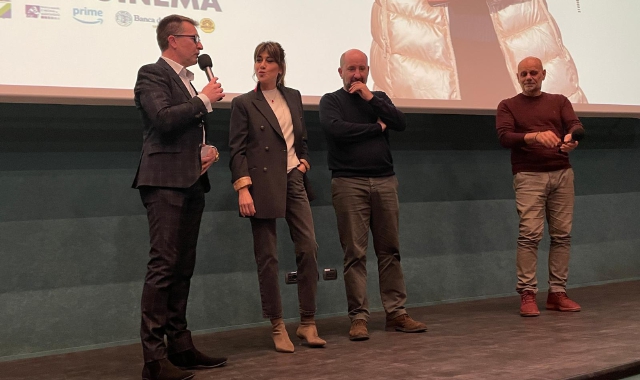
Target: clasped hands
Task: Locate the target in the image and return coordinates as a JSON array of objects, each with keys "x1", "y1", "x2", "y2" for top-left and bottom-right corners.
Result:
[{"x1": 532, "y1": 131, "x2": 579, "y2": 153}]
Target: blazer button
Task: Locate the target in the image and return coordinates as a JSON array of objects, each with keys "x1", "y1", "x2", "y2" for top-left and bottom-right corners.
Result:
[
  {"x1": 265, "y1": 146, "x2": 269, "y2": 151},
  {"x1": 260, "y1": 125, "x2": 265, "y2": 130},
  {"x1": 263, "y1": 167, "x2": 268, "y2": 172}
]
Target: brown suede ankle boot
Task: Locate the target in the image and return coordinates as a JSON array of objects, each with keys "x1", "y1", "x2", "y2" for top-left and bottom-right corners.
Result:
[
  {"x1": 296, "y1": 316, "x2": 326, "y2": 347},
  {"x1": 271, "y1": 318, "x2": 294, "y2": 353}
]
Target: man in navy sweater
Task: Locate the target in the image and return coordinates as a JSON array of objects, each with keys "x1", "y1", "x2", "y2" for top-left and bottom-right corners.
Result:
[
  {"x1": 319, "y1": 49, "x2": 427, "y2": 341},
  {"x1": 496, "y1": 56, "x2": 584, "y2": 317}
]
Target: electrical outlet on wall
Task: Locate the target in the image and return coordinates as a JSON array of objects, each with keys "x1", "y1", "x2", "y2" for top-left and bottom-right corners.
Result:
[
  {"x1": 285, "y1": 271, "x2": 297, "y2": 284},
  {"x1": 323, "y1": 268, "x2": 338, "y2": 281}
]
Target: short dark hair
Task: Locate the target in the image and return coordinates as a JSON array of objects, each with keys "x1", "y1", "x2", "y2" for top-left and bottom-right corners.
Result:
[
  {"x1": 156, "y1": 14, "x2": 198, "y2": 51},
  {"x1": 254, "y1": 41, "x2": 286, "y2": 87}
]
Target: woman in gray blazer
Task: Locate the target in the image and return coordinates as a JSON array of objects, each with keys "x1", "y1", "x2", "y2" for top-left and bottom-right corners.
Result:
[{"x1": 229, "y1": 41, "x2": 325, "y2": 352}]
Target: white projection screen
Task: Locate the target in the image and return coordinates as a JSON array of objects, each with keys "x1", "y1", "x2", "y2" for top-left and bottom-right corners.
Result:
[{"x1": 0, "y1": 0, "x2": 638, "y2": 115}]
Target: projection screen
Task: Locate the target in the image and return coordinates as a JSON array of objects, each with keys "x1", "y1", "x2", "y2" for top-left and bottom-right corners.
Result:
[{"x1": 0, "y1": 0, "x2": 638, "y2": 115}]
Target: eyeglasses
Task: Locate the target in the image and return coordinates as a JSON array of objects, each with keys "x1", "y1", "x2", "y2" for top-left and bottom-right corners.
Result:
[{"x1": 173, "y1": 34, "x2": 201, "y2": 44}]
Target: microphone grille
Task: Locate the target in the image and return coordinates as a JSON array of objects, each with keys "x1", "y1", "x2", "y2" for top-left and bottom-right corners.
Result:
[
  {"x1": 572, "y1": 128, "x2": 585, "y2": 141},
  {"x1": 197, "y1": 54, "x2": 213, "y2": 70}
]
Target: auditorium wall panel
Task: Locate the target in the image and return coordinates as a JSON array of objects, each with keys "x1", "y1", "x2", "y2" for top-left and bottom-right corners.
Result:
[{"x1": 1, "y1": 104, "x2": 638, "y2": 360}]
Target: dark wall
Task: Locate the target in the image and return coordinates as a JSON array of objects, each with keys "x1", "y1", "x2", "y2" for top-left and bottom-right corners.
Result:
[{"x1": 1, "y1": 103, "x2": 639, "y2": 360}]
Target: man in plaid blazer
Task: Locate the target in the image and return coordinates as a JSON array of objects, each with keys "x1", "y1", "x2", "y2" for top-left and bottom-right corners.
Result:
[{"x1": 132, "y1": 14, "x2": 226, "y2": 380}]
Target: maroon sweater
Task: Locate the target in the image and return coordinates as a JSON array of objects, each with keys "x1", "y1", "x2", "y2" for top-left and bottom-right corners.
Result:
[{"x1": 496, "y1": 92, "x2": 583, "y2": 175}]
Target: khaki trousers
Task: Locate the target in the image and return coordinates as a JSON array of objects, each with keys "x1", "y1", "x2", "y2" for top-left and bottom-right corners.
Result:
[{"x1": 513, "y1": 168, "x2": 574, "y2": 294}]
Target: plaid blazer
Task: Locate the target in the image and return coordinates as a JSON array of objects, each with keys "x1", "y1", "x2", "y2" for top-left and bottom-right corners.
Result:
[{"x1": 132, "y1": 58, "x2": 211, "y2": 192}]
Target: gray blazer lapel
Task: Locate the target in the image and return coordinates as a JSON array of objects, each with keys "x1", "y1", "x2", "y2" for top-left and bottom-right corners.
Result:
[
  {"x1": 282, "y1": 88, "x2": 302, "y2": 134},
  {"x1": 252, "y1": 90, "x2": 284, "y2": 140}
]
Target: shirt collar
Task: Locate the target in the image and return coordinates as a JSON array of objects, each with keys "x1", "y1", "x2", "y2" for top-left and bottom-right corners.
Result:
[{"x1": 161, "y1": 56, "x2": 195, "y2": 82}]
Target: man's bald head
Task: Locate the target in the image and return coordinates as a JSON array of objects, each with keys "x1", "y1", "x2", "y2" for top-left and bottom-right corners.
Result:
[
  {"x1": 339, "y1": 49, "x2": 369, "y2": 90},
  {"x1": 517, "y1": 56, "x2": 546, "y2": 97},
  {"x1": 517, "y1": 57, "x2": 543, "y2": 72},
  {"x1": 340, "y1": 49, "x2": 368, "y2": 67}
]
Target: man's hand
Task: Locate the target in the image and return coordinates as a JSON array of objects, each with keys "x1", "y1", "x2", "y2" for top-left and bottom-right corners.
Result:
[
  {"x1": 559, "y1": 133, "x2": 579, "y2": 153},
  {"x1": 377, "y1": 117, "x2": 387, "y2": 131},
  {"x1": 348, "y1": 81, "x2": 374, "y2": 101},
  {"x1": 238, "y1": 187, "x2": 256, "y2": 217},
  {"x1": 201, "y1": 77, "x2": 225, "y2": 103},
  {"x1": 528, "y1": 130, "x2": 560, "y2": 148},
  {"x1": 200, "y1": 145, "x2": 219, "y2": 175}
]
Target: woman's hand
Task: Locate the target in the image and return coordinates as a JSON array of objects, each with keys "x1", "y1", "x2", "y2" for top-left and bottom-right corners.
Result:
[{"x1": 238, "y1": 187, "x2": 256, "y2": 217}]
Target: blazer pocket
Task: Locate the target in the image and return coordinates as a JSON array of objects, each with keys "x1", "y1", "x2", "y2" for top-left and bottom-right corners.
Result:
[{"x1": 146, "y1": 144, "x2": 182, "y2": 155}]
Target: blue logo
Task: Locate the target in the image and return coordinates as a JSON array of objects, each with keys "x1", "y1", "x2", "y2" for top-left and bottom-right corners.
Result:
[{"x1": 73, "y1": 7, "x2": 103, "y2": 24}]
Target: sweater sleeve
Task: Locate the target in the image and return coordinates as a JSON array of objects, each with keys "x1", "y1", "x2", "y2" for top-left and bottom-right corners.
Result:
[
  {"x1": 496, "y1": 99, "x2": 527, "y2": 148},
  {"x1": 369, "y1": 92, "x2": 406, "y2": 132},
  {"x1": 319, "y1": 93, "x2": 383, "y2": 142},
  {"x1": 560, "y1": 96, "x2": 584, "y2": 134}
]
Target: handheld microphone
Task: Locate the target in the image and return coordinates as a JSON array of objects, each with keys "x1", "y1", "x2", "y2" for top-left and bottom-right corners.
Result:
[
  {"x1": 558, "y1": 128, "x2": 585, "y2": 152},
  {"x1": 197, "y1": 54, "x2": 214, "y2": 81},
  {"x1": 569, "y1": 128, "x2": 585, "y2": 143}
]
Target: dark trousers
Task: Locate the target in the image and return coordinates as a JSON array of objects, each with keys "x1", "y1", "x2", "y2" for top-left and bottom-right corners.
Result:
[
  {"x1": 249, "y1": 169, "x2": 318, "y2": 319},
  {"x1": 331, "y1": 175, "x2": 407, "y2": 321},
  {"x1": 139, "y1": 181, "x2": 205, "y2": 363}
]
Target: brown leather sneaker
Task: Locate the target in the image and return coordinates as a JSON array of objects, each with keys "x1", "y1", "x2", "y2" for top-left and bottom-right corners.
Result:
[
  {"x1": 520, "y1": 290, "x2": 540, "y2": 317},
  {"x1": 349, "y1": 319, "x2": 370, "y2": 341},
  {"x1": 546, "y1": 292, "x2": 581, "y2": 312},
  {"x1": 385, "y1": 314, "x2": 427, "y2": 333}
]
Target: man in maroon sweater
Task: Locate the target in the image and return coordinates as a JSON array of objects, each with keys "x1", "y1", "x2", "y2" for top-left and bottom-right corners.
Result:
[{"x1": 496, "y1": 56, "x2": 584, "y2": 317}]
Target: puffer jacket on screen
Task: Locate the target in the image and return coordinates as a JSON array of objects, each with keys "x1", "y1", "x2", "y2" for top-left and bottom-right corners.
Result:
[
  {"x1": 370, "y1": 0, "x2": 461, "y2": 100},
  {"x1": 370, "y1": 0, "x2": 587, "y2": 103}
]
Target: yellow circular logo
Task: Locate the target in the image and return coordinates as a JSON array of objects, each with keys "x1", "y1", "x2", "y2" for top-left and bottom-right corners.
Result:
[{"x1": 200, "y1": 18, "x2": 215, "y2": 33}]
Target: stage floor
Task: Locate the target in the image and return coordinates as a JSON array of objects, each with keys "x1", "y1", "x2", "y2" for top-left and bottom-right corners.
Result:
[{"x1": 2, "y1": 281, "x2": 640, "y2": 380}]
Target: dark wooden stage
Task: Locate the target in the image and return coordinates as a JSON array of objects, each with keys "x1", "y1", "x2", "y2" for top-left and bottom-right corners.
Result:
[{"x1": 2, "y1": 281, "x2": 639, "y2": 380}]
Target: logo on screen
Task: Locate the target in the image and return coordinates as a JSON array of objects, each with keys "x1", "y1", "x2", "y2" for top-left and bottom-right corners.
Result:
[
  {"x1": 96, "y1": 0, "x2": 222, "y2": 12},
  {"x1": 73, "y1": 7, "x2": 103, "y2": 24},
  {"x1": 0, "y1": 0, "x2": 11, "y2": 19},
  {"x1": 115, "y1": 10, "x2": 132, "y2": 26},
  {"x1": 133, "y1": 15, "x2": 158, "y2": 24},
  {"x1": 26, "y1": 5, "x2": 60, "y2": 20},
  {"x1": 200, "y1": 18, "x2": 215, "y2": 33}
]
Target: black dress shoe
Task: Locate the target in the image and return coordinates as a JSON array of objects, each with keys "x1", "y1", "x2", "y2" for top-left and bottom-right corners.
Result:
[
  {"x1": 142, "y1": 358, "x2": 194, "y2": 380},
  {"x1": 168, "y1": 348, "x2": 227, "y2": 370}
]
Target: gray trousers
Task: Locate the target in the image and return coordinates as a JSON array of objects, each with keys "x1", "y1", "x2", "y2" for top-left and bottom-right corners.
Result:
[
  {"x1": 250, "y1": 169, "x2": 318, "y2": 319},
  {"x1": 513, "y1": 168, "x2": 575, "y2": 294},
  {"x1": 331, "y1": 175, "x2": 407, "y2": 321}
]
